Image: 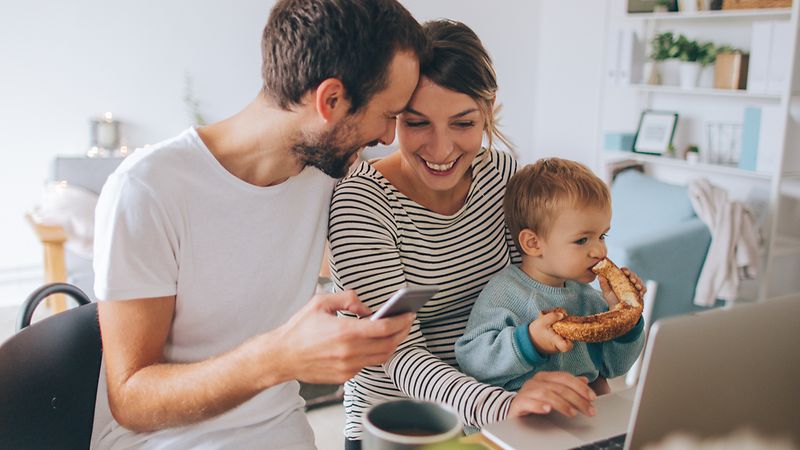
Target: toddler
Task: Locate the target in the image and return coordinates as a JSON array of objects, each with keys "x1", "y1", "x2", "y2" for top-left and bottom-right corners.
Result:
[{"x1": 456, "y1": 158, "x2": 645, "y2": 397}]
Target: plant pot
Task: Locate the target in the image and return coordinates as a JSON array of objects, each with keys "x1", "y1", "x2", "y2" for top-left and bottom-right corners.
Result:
[
  {"x1": 679, "y1": 62, "x2": 702, "y2": 89},
  {"x1": 659, "y1": 59, "x2": 681, "y2": 86}
]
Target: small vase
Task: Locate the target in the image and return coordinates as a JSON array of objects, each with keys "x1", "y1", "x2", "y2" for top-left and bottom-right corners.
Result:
[
  {"x1": 679, "y1": 62, "x2": 701, "y2": 89},
  {"x1": 643, "y1": 61, "x2": 661, "y2": 85}
]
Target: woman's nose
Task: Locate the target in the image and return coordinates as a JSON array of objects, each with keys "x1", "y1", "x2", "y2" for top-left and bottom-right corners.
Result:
[{"x1": 429, "y1": 129, "x2": 454, "y2": 158}]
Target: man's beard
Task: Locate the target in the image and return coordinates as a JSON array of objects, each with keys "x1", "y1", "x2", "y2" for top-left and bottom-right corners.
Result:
[{"x1": 292, "y1": 119, "x2": 374, "y2": 178}]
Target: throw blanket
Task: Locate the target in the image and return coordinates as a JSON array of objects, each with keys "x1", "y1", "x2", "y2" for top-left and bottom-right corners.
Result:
[
  {"x1": 688, "y1": 179, "x2": 761, "y2": 306},
  {"x1": 30, "y1": 182, "x2": 98, "y2": 259}
]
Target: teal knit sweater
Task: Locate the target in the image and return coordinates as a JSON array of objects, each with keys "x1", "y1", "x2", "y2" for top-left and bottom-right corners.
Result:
[{"x1": 455, "y1": 265, "x2": 644, "y2": 391}]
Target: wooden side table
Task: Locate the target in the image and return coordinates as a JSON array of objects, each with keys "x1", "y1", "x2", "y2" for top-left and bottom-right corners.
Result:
[{"x1": 25, "y1": 214, "x2": 69, "y2": 313}]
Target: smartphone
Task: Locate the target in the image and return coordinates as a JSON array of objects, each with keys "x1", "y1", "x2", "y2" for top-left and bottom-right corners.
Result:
[{"x1": 370, "y1": 285, "x2": 440, "y2": 321}]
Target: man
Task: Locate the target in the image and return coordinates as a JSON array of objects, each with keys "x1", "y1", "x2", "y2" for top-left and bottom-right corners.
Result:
[{"x1": 91, "y1": 0, "x2": 426, "y2": 448}]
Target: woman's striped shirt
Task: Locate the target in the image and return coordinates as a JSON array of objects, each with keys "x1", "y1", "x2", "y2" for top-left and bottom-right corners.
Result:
[{"x1": 328, "y1": 148, "x2": 521, "y2": 440}]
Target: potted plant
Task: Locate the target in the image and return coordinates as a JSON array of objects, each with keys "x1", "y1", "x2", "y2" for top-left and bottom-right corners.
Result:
[
  {"x1": 647, "y1": 32, "x2": 673, "y2": 85},
  {"x1": 675, "y1": 35, "x2": 714, "y2": 89},
  {"x1": 649, "y1": 32, "x2": 681, "y2": 85},
  {"x1": 697, "y1": 42, "x2": 717, "y2": 88},
  {"x1": 685, "y1": 144, "x2": 700, "y2": 164}
]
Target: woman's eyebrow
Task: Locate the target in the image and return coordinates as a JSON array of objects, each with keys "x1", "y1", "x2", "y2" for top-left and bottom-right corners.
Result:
[
  {"x1": 404, "y1": 106, "x2": 426, "y2": 116},
  {"x1": 403, "y1": 107, "x2": 480, "y2": 118},
  {"x1": 450, "y1": 108, "x2": 479, "y2": 119}
]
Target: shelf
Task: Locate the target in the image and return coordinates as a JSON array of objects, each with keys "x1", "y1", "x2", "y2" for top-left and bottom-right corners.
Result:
[
  {"x1": 783, "y1": 172, "x2": 800, "y2": 180},
  {"x1": 603, "y1": 150, "x2": 774, "y2": 180},
  {"x1": 630, "y1": 84, "x2": 782, "y2": 101},
  {"x1": 626, "y1": 8, "x2": 792, "y2": 22},
  {"x1": 773, "y1": 235, "x2": 800, "y2": 257}
]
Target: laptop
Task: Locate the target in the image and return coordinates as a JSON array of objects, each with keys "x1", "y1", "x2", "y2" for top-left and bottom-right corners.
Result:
[{"x1": 482, "y1": 295, "x2": 800, "y2": 450}]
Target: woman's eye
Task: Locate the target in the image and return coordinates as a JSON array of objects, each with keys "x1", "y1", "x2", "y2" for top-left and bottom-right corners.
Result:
[
  {"x1": 575, "y1": 237, "x2": 588, "y2": 245},
  {"x1": 405, "y1": 120, "x2": 428, "y2": 128},
  {"x1": 454, "y1": 121, "x2": 475, "y2": 128}
]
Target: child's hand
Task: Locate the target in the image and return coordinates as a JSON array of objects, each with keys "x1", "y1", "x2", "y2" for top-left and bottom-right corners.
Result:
[
  {"x1": 529, "y1": 310, "x2": 574, "y2": 355},
  {"x1": 598, "y1": 267, "x2": 646, "y2": 309}
]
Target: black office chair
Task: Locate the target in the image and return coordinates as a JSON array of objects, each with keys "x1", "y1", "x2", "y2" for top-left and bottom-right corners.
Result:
[{"x1": 0, "y1": 282, "x2": 102, "y2": 449}]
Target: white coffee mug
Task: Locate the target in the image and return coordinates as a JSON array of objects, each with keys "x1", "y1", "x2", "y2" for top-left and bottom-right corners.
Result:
[{"x1": 363, "y1": 400, "x2": 462, "y2": 449}]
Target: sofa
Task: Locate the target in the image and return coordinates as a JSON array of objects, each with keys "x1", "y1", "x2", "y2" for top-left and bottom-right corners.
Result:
[{"x1": 606, "y1": 169, "x2": 720, "y2": 327}]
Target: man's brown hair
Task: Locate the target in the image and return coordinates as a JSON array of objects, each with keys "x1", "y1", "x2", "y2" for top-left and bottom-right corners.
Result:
[
  {"x1": 504, "y1": 158, "x2": 611, "y2": 252},
  {"x1": 261, "y1": 0, "x2": 428, "y2": 114}
]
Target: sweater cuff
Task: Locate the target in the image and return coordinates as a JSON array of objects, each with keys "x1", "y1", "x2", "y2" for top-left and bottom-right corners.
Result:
[
  {"x1": 614, "y1": 317, "x2": 644, "y2": 343},
  {"x1": 514, "y1": 324, "x2": 548, "y2": 366}
]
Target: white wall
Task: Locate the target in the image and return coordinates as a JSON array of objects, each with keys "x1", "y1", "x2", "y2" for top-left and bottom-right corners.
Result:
[
  {"x1": 531, "y1": 1, "x2": 610, "y2": 168},
  {"x1": 0, "y1": 1, "x2": 270, "y2": 276},
  {"x1": 0, "y1": 1, "x2": 606, "y2": 295}
]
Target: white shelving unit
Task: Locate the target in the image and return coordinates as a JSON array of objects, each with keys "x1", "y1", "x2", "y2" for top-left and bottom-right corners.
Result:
[
  {"x1": 629, "y1": 83, "x2": 782, "y2": 100},
  {"x1": 599, "y1": 1, "x2": 800, "y2": 302},
  {"x1": 625, "y1": 7, "x2": 792, "y2": 21}
]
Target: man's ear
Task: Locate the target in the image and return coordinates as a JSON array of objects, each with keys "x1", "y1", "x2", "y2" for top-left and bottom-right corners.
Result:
[
  {"x1": 314, "y1": 78, "x2": 349, "y2": 123},
  {"x1": 518, "y1": 228, "x2": 543, "y2": 257}
]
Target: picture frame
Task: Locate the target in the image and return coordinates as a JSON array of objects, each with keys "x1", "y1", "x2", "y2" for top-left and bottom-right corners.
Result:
[
  {"x1": 632, "y1": 110, "x2": 679, "y2": 155},
  {"x1": 627, "y1": 0, "x2": 678, "y2": 13}
]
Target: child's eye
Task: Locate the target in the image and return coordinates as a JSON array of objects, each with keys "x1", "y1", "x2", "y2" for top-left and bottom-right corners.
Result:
[
  {"x1": 574, "y1": 237, "x2": 588, "y2": 245},
  {"x1": 600, "y1": 233, "x2": 608, "y2": 241},
  {"x1": 405, "y1": 120, "x2": 428, "y2": 128}
]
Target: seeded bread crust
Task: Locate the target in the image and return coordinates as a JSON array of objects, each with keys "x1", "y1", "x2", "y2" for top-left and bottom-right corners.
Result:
[{"x1": 550, "y1": 258, "x2": 643, "y2": 343}]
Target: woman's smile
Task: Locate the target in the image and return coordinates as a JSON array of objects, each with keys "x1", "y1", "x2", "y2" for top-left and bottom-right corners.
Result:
[{"x1": 420, "y1": 154, "x2": 461, "y2": 176}]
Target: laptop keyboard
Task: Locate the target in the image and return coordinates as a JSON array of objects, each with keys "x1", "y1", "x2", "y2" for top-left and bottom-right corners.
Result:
[{"x1": 571, "y1": 433, "x2": 627, "y2": 449}]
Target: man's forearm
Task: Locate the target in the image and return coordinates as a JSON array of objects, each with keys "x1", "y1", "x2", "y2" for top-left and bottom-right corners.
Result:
[{"x1": 108, "y1": 331, "x2": 288, "y2": 432}]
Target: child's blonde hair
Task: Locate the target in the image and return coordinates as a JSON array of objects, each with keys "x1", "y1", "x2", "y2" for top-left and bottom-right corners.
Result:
[{"x1": 504, "y1": 158, "x2": 611, "y2": 253}]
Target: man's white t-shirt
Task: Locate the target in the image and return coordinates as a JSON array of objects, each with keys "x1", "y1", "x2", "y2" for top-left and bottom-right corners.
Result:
[{"x1": 91, "y1": 128, "x2": 335, "y2": 449}]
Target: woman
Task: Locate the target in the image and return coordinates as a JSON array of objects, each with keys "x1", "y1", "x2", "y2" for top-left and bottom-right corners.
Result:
[{"x1": 328, "y1": 20, "x2": 596, "y2": 448}]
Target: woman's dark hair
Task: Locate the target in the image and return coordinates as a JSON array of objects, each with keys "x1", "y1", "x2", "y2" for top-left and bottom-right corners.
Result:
[
  {"x1": 262, "y1": 0, "x2": 427, "y2": 114},
  {"x1": 422, "y1": 20, "x2": 512, "y2": 151}
]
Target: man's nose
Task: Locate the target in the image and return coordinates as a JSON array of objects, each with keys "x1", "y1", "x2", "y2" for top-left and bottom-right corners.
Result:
[{"x1": 379, "y1": 120, "x2": 397, "y2": 146}]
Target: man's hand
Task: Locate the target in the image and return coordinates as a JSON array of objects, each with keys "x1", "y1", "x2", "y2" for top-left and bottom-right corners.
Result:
[
  {"x1": 598, "y1": 267, "x2": 646, "y2": 309},
  {"x1": 509, "y1": 371, "x2": 597, "y2": 418},
  {"x1": 272, "y1": 290, "x2": 414, "y2": 384},
  {"x1": 529, "y1": 310, "x2": 573, "y2": 355}
]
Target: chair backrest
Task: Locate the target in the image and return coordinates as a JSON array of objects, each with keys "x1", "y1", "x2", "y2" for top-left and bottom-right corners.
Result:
[{"x1": 0, "y1": 283, "x2": 102, "y2": 449}]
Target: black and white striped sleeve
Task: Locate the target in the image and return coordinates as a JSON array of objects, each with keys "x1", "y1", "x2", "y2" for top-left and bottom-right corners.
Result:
[{"x1": 328, "y1": 172, "x2": 516, "y2": 428}]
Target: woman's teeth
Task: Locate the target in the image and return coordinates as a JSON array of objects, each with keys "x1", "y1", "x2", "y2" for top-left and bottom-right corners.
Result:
[{"x1": 424, "y1": 159, "x2": 456, "y2": 172}]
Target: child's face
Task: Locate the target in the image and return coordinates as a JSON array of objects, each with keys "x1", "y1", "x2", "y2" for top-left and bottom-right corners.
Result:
[{"x1": 529, "y1": 205, "x2": 611, "y2": 287}]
